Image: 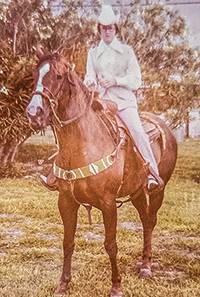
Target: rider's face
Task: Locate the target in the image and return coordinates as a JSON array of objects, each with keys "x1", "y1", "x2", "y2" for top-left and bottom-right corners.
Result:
[{"x1": 99, "y1": 24, "x2": 116, "y2": 44}]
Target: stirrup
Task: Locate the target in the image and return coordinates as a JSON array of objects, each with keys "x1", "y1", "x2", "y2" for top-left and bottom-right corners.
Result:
[
  {"x1": 39, "y1": 174, "x2": 58, "y2": 191},
  {"x1": 147, "y1": 176, "x2": 164, "y2": 194}
]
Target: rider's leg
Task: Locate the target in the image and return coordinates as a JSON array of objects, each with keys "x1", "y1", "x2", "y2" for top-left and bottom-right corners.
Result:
[{"x1": 118, "y1": 107, "x2": 163, "y2": 191}]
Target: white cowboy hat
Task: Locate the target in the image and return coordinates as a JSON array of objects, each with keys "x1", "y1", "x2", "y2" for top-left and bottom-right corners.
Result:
[{"x1": 98, "y1": 5, "x2": 120, "y2": 26}]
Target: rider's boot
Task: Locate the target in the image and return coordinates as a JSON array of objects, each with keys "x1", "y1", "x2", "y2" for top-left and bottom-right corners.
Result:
[
  {"x1": 147, "y1": 167, "x2": 164, "y2": 194},
  {"x1": 39, "y1": 167, "x2": 58, "y2": 191}
]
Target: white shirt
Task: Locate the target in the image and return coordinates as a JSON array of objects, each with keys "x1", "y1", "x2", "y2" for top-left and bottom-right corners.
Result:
[{"x1": 84, "y1": 37, "x2": 142, "y2": 110}]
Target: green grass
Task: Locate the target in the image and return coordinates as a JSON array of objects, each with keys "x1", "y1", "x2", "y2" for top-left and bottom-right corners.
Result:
[{"x1": 0, "y1": 139, "x2": 200, "y2": 297}]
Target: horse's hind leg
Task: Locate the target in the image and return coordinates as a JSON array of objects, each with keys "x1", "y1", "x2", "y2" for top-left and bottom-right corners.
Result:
[
  {"x1": 55, "y1": 192, "x2": 79, "y2": 294},
  {"x1": 131, "y1": 190, "x2": 164, "y2": 278},
  {"x1": 101, "y1": 200, "x2": 123, "y2": 297}
]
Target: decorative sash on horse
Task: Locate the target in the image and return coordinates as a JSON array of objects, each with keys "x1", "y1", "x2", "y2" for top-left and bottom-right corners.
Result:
[
  {"x1": 53, "y1": 138, "x2": 124, "y2": 181},
  {"x1": 53, "y1": 152, "x2": 115, "y2": 181}
]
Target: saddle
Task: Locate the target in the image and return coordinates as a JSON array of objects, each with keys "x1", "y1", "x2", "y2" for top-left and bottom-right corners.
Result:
[{"x1": 92, "y1": 99, "x2": 164, "y2": 166}]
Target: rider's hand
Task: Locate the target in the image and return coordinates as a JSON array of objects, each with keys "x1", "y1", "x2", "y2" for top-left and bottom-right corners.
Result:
[
  {"x1": 99, "y1": 78, "x2": 116, "y2": 89},
  {"x1": 84, "y1": 80, "x2": 97, "y2": 92}
]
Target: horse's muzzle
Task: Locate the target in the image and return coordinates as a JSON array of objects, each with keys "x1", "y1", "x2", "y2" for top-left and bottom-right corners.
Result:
[{"x1": 26, "y1": 105, "x2": 46, "y2": 130}]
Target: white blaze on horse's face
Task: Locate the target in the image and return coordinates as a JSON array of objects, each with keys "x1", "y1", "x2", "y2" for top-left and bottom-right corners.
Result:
[{"x1": 27, "y1": 63, "x2": 50, "y2": 117}]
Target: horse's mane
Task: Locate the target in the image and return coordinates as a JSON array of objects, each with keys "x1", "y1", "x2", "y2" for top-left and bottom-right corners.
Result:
[{"x1": 69, "y1": 70, "x2": 93, "y2": 105}]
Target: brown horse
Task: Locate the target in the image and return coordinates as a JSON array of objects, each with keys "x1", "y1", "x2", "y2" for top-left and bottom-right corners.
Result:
[{"x1": 26, "y1": 50, "x2": 177, "y2": 297}]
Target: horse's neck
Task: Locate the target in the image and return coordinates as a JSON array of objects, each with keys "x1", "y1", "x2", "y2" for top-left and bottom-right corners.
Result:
[
  {"x1": 58, "y1": 76, "x2": 87, "y2": 122},
  {"x1": 55, "y1": 108, "x2": 115, "y2": 168}
]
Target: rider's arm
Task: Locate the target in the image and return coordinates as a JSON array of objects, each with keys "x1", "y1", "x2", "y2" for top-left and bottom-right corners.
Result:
[
  {"x1": 115, "y1": 47, "x2": 142, "y2": 90},
  {"x1": 84, "y1": 48, "x2": 97, "y2": 88}
]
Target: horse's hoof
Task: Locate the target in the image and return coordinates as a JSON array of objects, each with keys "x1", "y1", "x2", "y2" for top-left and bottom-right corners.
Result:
[
  {"x1": 135, "y1": 261, "x2": 143, "y2": 271},
  {"x1": 54, "y1": 282, "x2": 68, "y2": 295},
  {"x1": 139, "y1": 267, "x2": 152, "y2": 278},
  {"x1": 110, "y1": 287, "x2": 123, "y2": 297}
]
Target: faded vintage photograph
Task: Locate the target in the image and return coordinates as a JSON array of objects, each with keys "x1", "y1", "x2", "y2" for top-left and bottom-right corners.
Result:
[{"x1": 0, "y1": 1, "x2": 199, "y2": 296}]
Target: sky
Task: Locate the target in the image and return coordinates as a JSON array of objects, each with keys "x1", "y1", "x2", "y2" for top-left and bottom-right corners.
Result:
[
  {"x1": 48, "y1": 0, "x2": 200, "y2": 48},
  {"x1": 170, "y1": 3, "x2": 200, "y2": 48},
  {"x1": 160, "y1": 0, "x2": 200, "y2": 48}
]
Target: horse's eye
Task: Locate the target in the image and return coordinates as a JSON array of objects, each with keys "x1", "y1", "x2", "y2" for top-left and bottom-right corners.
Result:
[{"x1": 57, "y1": 74, "x2": 62, "y2": 80}]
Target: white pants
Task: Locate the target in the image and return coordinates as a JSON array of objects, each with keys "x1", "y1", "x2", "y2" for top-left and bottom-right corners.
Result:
[{"x1": 118, "y1": 107, "x2": 159, "y2": 175}]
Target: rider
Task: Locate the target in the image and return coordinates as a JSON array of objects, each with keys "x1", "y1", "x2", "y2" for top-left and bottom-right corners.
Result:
[
  {"x1": 84, "y1": 4, "x2": 163, "y2": 192},
  {"x1": 40, "y1": 4, "x2": 163, "y2": 192}
]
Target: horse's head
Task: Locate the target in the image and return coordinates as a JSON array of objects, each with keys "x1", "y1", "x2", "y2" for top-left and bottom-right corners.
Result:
[{"x1": 26, "y1": 47, "x2": 72, "y2": 130}]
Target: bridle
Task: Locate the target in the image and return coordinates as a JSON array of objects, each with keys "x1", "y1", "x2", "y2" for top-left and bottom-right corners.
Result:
[{"x1": 32, "y1": 62, "x2": 93, "y2": 128}]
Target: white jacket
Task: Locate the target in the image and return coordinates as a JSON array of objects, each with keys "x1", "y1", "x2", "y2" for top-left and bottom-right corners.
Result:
[{"x1": 84, "y1": 37, "x2": 142, "y2": 110}]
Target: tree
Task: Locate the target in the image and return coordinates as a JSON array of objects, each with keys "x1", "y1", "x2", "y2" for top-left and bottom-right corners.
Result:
[
  {"x1": 118, "y1": 2, "x2": 200, "y2": 128},
  {"x1": 0, "y1": 0, "x2": 95, "y2": 165},
  {"x1": 0, "y1": 0, "x2": 39, "y2": 165}
]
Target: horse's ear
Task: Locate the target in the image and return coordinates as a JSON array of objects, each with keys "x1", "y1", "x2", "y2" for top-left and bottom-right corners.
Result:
[
  {"x1": 59, "y1": 47, "x2": 72, "y2": 59},
  {"x1": 34, "y1": 44, "x2": 45, "y2": 59}
]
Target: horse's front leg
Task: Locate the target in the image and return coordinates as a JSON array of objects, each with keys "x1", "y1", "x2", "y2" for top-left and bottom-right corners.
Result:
[
  {"x1": 55, "y1": 192, "x2": 79, "y2": 294},
  {"x1": 131, "y1": 190, "x2": 164, "y2": 278},
  {"x1": 102, "y1": 199, "x2": 122, "y2": 297}
]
